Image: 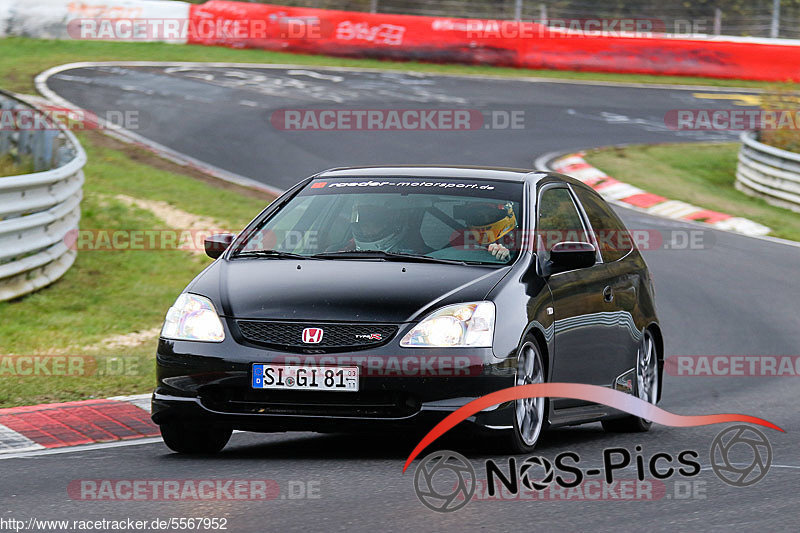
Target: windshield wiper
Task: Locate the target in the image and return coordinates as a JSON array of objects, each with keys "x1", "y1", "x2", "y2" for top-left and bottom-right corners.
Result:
[
  {"x1": 312, "y1": 250, "x2": 468, "y2": 265},
  {"x1": 234, "y1": 250, "x2": 315, "y2": 260}
]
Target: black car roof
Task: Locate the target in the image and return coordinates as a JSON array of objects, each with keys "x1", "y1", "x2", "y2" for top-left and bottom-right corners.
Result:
[{"x1": 316, "y1": 165, "x2": 548, "y2": 183}]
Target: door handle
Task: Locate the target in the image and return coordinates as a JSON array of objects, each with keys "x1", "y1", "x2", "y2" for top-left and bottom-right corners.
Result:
[{"x1": 603, "y1": 285, "x2": 614, "y2": 303}]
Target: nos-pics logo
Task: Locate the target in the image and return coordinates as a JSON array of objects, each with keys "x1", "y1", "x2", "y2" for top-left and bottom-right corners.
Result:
[{"x1": 412, "y1": 424, "x2": 772, "y2": 512}]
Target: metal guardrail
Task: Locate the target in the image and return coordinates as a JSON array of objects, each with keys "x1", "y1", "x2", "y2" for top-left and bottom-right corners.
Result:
[
  {"x1": 0, "y1": 90, "x2": 86, "y2": 301},
  {"x1": 736, "y1": 131, "x2": 800, "y2": 214}
]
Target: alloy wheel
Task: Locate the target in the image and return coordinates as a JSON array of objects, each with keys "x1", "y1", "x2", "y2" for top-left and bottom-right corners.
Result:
[{"x1": 515, "y1": 342, "x2": 545, "y2": 447}]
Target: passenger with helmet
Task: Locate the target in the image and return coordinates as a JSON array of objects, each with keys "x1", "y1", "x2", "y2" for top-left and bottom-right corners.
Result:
[{"x1": 452, "y1": 201, "x2": 517, "y2": 261}]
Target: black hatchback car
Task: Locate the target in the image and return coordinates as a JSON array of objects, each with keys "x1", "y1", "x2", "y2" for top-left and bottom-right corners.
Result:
[{"x1": 152, "y1": 166, "x2": 663, "y2": 454}]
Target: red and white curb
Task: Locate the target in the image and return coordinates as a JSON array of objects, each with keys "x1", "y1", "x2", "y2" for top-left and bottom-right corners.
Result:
[
  {"x1": 0, "y1": 394, "x2": 155, "y2": 454},
  {"x1": 550, "y1": 152, "x2": 771, "y2": 237}
]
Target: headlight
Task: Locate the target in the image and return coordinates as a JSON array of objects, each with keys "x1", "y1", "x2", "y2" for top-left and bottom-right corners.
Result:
[
  {"x1": 400, "y1": 301, "x2": 495, "y2": 348},
  {"x1": 161, "y1": 293, "x2": 225, "y2": 342}
]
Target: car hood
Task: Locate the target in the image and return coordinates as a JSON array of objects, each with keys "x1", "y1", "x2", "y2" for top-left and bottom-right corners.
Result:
[{"x1": 190, "y1": 259, "x2": 511, "y2": 323}]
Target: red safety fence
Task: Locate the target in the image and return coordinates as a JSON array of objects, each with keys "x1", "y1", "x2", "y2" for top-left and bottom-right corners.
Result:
[{"x1": 187, "y1": 0, "x2": 800, "y2": 82}]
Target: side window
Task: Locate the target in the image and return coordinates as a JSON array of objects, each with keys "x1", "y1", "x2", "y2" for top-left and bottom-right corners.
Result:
[
  {"x1": 574, "y1": 187, "x2": 633, "y2": 262},
  {"x1": 246, "y1": 195, "x2": 314, "y2": 253},
  {"x1": 536, "y1": 187, "x2": 591, "y2": 263}
]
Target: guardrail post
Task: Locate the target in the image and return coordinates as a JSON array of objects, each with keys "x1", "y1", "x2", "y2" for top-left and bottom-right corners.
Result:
[
  {"x1": 56, "y1": 142, "x2": 75, "y2": 167},
  {"x1": 770, "y1": 0, "x2": 781, "y2": 38},
  {"x1": 32, "y1": 129, "x2": 58, "y2": 171},
  {"x1": 17, "y1": 129, "x2": 33, "y2": 159},
  {"x1": 0, "y1": 97, "x2": 11, "y2": 156},
  {"x1": 0, "y1": 128, "x2": 9, "y2": 157}
]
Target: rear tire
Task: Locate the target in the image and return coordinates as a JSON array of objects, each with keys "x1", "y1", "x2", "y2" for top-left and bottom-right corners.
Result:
[
  {"x1": 495, "y1": 338, "x2": 548, "y2": 454},
  {"x1": 160, "y1": 422, "x2": 232, "y2": 454},
  {"x1": 602, "y1": 330, "x2": 658, "y2": 433}
]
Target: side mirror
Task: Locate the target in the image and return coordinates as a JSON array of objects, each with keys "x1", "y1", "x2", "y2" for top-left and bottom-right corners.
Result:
[
  {"x1": 204, "y1": 233, "x2": 235, "y2": 259},
  {"x1": 547, "y1": 241, "x2": 596, "y2": 275}
]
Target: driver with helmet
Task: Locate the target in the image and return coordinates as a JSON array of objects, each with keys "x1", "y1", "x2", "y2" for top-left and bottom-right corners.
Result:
[{"x1": 351, "y1": 200, "x2": 412, "y2": 252}]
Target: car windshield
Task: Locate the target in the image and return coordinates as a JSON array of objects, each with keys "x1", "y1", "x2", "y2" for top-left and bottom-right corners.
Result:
[{"x1": 233, "y1": 176, "x2": 525, "y2": 265}]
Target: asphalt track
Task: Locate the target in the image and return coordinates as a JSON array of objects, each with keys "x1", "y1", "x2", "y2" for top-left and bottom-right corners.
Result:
[{"x1": 5, "y1": 65, "x2": 798, "y2": 531}]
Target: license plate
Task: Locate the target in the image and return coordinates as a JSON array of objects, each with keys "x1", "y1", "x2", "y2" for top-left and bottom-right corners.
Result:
[{"x1": 252, "y1": 364, "x2": 359, "y2": 392}]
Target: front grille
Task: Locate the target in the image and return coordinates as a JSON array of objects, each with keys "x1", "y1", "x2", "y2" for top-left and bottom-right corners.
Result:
[
  {"x1": 236, "y1": 321, "x2": 398, "y2": 352},
  {"x1": 200, "y1": 387, "x2": 419, "y2": 418}
]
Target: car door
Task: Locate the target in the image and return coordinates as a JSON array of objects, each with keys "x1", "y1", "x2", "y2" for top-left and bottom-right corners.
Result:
[
  {"x1": 573, "y1": 186, "x2": 642, "y2": 382},
  {"x1": 536, "y1": 185, "x2": 623, "y2": 405}
]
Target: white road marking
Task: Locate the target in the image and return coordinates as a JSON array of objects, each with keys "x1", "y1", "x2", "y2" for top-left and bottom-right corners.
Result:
[
  {"x1": 569, "y1": 167, "x2": 609, "y2": 181},
  {"x1": 646, "y1": 200, "x2": 703, "y2": 218},
  {"x1": 0, "y1": 429, "x2": 250, "y2": 460},
  {"x1": 551, "y1": 154, "x2": 586, "y2": 168},
  {"x1": 287, "y1": 69, "x2": 344, "y2": 82},
  {"x1": 0, "y1": 424, "x2": 45, "y2": 454},
  {"x1": 0, "y1": 437, "x2": 164, "y2": 460},
  {"x1": 596, "y1": 183, "x2": 646, "y2": 200},
  {"x1": 108, "y1": 393, "x2": 152, "y2": 412},
  {"x1": 714, "y1": 216, "x2": 771, "y2": 236}
]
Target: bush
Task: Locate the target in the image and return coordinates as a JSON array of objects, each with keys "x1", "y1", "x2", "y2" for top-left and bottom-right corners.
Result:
[{"x1": 758, "y1": 85, "x2": 800, "y2": 153}]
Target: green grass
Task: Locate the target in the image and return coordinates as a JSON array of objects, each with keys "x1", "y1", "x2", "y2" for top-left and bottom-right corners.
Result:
[
  {"x1": 0, "y1": 134, "x2": 270, "y2": 407},
  {"x1": 584, "y1": 143, "x2": 800, "y2": 242},
  {"x1": 0, "y1": 153, "x2": 33, "y2": 176},
  {"x1": 0, "y1": 36, "x2": 793, "y2": 95}
]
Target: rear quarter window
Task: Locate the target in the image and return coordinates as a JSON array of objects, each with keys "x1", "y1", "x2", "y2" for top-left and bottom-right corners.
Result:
[{"x1": 574, "y1": 187, "x2": 633, "y2": 262}]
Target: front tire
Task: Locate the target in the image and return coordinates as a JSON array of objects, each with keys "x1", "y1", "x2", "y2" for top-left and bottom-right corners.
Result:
[
  {"x1": 160, "y1": 421, "x2": 232, "y2": 454},
  {"x1": 496, "y1": 339, "x2": 547, "y2": 453},
  {"x1": 602, "y1": 329, "x2": 659, "y2": 433}
]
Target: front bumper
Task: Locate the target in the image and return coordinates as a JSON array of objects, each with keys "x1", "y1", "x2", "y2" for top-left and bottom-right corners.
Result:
[{"x1": 152, "y1": 337, "x2": 517, "y2": 433}]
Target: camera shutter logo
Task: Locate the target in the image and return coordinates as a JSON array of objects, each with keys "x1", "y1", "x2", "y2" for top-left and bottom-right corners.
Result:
[
  {"x1": 710, "y1": 425, "x2": 772, "y2": 487},
  {"x1": 520, "y1": 456, "x2": 554, "y2": 491},
  {"x1": 413, "y1": 450, "x2": 476, "y2": 512}
]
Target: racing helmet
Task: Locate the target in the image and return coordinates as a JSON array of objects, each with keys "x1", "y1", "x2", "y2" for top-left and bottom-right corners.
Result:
[{"x1": 460, "y1": 202, "x2": 517, "y2": 245}]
